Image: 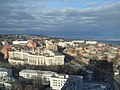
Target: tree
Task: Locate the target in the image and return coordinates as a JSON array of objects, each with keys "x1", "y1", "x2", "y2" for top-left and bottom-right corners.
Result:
[
  {"x1": 33, "y1": 78, "x2": 44, "y2": 90},
  {"x1": 12, "y1": 82, "x2": 24, "y2": 90},
  {"x1": 24, "y1": 85, "x2": 34, "y2": 90}
]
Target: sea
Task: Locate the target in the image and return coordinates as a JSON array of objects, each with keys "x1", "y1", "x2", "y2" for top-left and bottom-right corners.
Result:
[
  {"x1": 32, "y1": 34, "x2": 120, "y2": 46},
  {"x1": 98, "y1": 40, "x2": 120, "y2": 46},
  {"x1": 58, "y1": 36, "x2": 120, "y2": 46}
]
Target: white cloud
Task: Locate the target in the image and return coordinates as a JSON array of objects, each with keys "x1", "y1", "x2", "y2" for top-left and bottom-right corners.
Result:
[{"x1": 0, "y1": 0, "x2": 120, "y2": 38}]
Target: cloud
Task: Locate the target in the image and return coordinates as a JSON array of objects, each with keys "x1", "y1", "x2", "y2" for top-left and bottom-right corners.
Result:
[{"x1": 0, "y1": 0, "x2": 120, "y2": 39}]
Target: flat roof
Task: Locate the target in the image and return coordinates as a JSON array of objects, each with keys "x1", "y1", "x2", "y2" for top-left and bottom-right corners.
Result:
[
  {"x1": 0, "y1": 67, "x2": 12, "y2": 72},
  {"x1": 20, "y1": 69, "x2": 56, "y2": 74}
]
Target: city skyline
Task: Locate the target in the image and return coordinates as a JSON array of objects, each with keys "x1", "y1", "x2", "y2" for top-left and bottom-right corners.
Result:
[{"x1": 0, "y1": 0, "x2": 120, "y2": 39}]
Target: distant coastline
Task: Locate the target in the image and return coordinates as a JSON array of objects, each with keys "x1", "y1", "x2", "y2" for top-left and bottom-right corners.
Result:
[{"x1": 1, "y1": 34, "x2": 120, "y2": 45}]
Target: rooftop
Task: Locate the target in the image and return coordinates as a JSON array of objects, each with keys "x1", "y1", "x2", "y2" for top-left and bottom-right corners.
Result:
[
  {"x1": 0, "y1": 67, "x2": 12, "y2": 72},
  {"x1": 51, "y1": 74, "x2": 69, "y2": 79},
  {"x1": 62, "y1": 76, "x2": 83, "y2": 90},
  {"x1": 20, "y1": 69, "x2": 56, "y2": 75}
]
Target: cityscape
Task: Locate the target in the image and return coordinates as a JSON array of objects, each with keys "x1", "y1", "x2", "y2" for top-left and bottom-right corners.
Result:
[
  {"x1": 0, "y1": 0, "x2": 120, "y2": 90},
  {"x1": 0, "y1": 34, "x2": 120, "y2": 90}
]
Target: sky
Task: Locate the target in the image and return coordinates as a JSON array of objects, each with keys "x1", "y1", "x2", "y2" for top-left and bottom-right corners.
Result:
[{"x1": 0, "y1": 0, "x2": 120, "y2": 39}]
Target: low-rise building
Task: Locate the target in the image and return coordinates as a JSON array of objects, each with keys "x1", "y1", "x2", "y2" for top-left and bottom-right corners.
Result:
[
  {"x1": 0, "y1": 68, "x2": 12, "y2": 77},
  {"x1": 2, "y1": 45, "x2": 11, "y2": 59},
  {"x1": 72, "y1": 40, "x2": 85, "y2": 43},
  {"x1": 0, "y1": 67, "x2": 14, "y2": 90},
  {"x1": 58, "y1": 42, "x2": 67, "y2": 47},
  {"x1": 27, "y1": 40, "x2": 36, "y2": 48},
  {"x1": 0, "y1": 77, "x2": 15, "y2": 83},
  {"x1": 86, "y1": 41, "x2": 97, "y2": 45},
  {"x1": 81, "y1": 57, "x2": 90, "y2": 64},
  {"x1": 12, "y1": 41, "x2": 28, "y2": 45},
  {"x1": 19, "y1": 69, "x2": 56, "y2": 85},
  {"x1": 50, "y1": 74, "x2": 69, "y2": 90}
]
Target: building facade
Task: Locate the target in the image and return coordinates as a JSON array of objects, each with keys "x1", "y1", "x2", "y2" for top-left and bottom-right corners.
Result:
[
  {"x1": 12, "y1": 41, "x2": 28, "y2": 45},
  {"x1": 19, "y1": 69, "x2": 56, "y2": 85},
  {"x1": 50, "y1": 74, "x2": 69, "y2": 90},
  {"x1": 8, "y1": 50, "x2": 65, "y2": 66},
  {"x1": 86, "y1": 41, "x2": 97, "y2": 45}
]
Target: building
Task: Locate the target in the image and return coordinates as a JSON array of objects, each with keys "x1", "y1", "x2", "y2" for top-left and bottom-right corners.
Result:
[
  {"x1": 8, "y1": 50, "x2": 65, "y2": 66},
  {"x1": 86, "y1": 41, "x2": 97, "y2": 45},
  {"x1": 50, "y1": 74, "x2": 69, "y2": 90},
  {"x1": 81, "y1": 57, "x2": 90, "y2": 64},
  {"x1": 0, "y1": 68, "x2": 12, "y2": 77},
  {"x1": 72, "y1": 40, "x2": 85, "y2": 43},
  {"x1": 0, "y1": 77, "x2": 15, "y2": 83},
  {"x1": 27, "y1": 40, "x2": 36, "y2": 48},
  {"x1": 0, "y1": 67, "x2": 14, "y2": 90},
  {"x1": 58, "y1": 42, "x2": 67, "y2": 47},
  {"x1": 58, "y1": 41, "x2": 73, "y2": 48},
  {"x1": 19, "y1": 69, "x2": 56, "y2": 85},
  {"x1": 45, "y1": 40, "x2": 58, "y2": 51},
  {"x1": 12, "y1": 41, "x2": 28, "y2": 45},
  {"x1": 2, "y1": 45, "x2": 11, "y2": 59},
  {"x1": 0, "y1": 77, "x2": 15, "y2": 90}
]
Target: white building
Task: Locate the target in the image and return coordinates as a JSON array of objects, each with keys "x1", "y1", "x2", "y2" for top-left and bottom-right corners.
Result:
[
  {"x1": 8, "y1": 50, "x2": 65, "y2": 66},
  {"x1": 12, "y1": 41, "x2": 28, "y2": 45},
  {"x1": 50, "y1": 74, "x2": 69, "y2": 90},
  {"x1": 58, "y1": 41, "x2": 73, "y2": 47},
  {"x1": 58, "y1": 42, "x2": 67, "y2": 47},
  {"x1": 19, "y1": 69, "x2": 56, "y2": 85},
  {"x1": 86, "y1": 41, "x2": 97, "y2": 45},
  {"x1": 66, "y1": 42, "x2": 73, "y2": 46},
  {"x1": 72, "y1": 40, "x2": 85, "y2": 43},
  {"x1": 0, "y1": 68, "x2": 12, "y2": 77}
]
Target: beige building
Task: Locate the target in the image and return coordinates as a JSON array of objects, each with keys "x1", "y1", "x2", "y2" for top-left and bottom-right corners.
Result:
[
  {"x1": 8, "y1": 50, "x2": 64, "y2": 66},
  {"x1": 81, "y1": 57, "x2": 90, "y2": 64},
  {"x1": 2, "y1": 45, "x2": 11, "y2": 59}
]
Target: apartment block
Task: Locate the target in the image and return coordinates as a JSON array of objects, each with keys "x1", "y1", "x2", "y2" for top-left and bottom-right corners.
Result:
[{"x1": 19, "y1": 69, "x2": 56, "y2": 85}]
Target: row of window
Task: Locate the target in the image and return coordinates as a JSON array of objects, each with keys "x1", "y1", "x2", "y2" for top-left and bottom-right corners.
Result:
[
  {"x1": 29, "y1": 60, "x2": 36, "y2": 64},
  {"x1": 52, "y1": 79, "x2": 66, "y2": 87}
]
